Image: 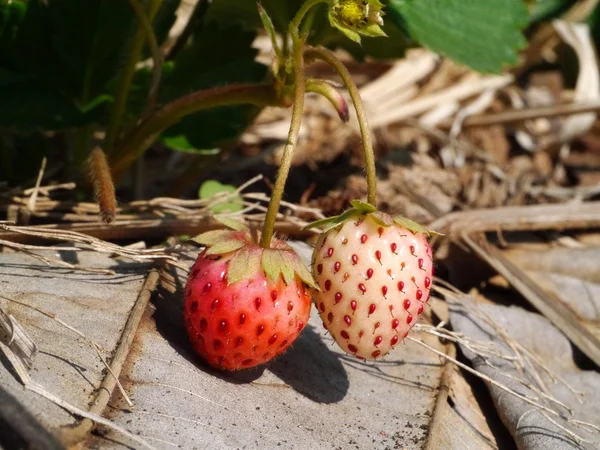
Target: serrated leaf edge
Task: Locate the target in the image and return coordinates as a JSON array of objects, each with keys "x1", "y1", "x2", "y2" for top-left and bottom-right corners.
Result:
[{"x1": 260, "y1": 247, "x2": 317, "y2": 289}]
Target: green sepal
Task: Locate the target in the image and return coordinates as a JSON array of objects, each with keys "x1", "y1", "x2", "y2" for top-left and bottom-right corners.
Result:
[
  {"x1": 214, "y1": 215, "x2": 249, "y2": 232},
  {"x1": 228, "y1": 246, "x2": 262, "y2": 285},
  {"x1": 290, "y1": 256, "x2": 318, "y2": 290},
  {"x1": 205, "y1": 240, "x2": 246, "y2": 255},
  {"x1": 304, "y1": 216, "x2": 340, "y2": 231},
  {"x1": 332, "y1": 23, "x2": 361, "y2": 43},
  {"x1": 305, "y1": 200, "x2": 375, "y2": 231},
  {"x1": 257, "y1": 3, "x2": 282, "y2": 62},
  {"x1": 393, "y1": 216, "x2": 442, "y2": 237},
  {"x1": 360, "y1": 22, "x2": 387, "y2": 38},
  {"x1": 190, "y1": 229, "x2": 234, "y2": 245},
  {"x1": 349, "y1": 200, "x2": 376, "y2": 213},
  {"x1": 262, "y1": 249, "x2": 292, "y2": 285},
  {"x1": 370, "y1": 211, "x2": 394, "y2": 226},
  {"x1": 305, "y1": 199, "x2": 440, "y2": 239},
  {"x1": 260, "y1": 247, "x2": 317, "y2": 289},
  {"x1": 189, "y1": 229, "x2": 250, "y2": 255}
]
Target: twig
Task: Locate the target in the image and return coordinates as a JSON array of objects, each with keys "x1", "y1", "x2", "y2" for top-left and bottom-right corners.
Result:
[
  {"x1": 461, "y1": 100, "x2": 600, "y2": 128},
  {"x1": 27, "y1": 157, "x2": 47, "y2": 213}
]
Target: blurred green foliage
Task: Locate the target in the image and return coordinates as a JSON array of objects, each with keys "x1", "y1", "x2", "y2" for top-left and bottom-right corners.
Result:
[{"x1": 0, "y1": 0, "x2": 593, "y2": 186}]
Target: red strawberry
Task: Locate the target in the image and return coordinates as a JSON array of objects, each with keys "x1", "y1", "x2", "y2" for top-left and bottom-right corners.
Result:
[
  {"x1": 308, "y1": 201, "x2": 435, "y2": 360},
  {"x1": 184, "y1": 217, "x2": 315, "y2": 370}
]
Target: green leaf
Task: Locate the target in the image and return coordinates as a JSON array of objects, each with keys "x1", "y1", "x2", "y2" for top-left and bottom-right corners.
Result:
[
  {"x1": 157, "y1": 22, "x2": 268, "y2": 151},
  {"x1": 0, "y1": 0, "x2": 135, "y2": 128},
  {"x1": 160, "y1": 135, "x2": 221, "y2": 155},
  {"x1": 387, "y1": 0, "x2": 529, "y2": 73},
  {"x1": 228, "y1": 246, "x2": 262, "y2": 284},
  {"x1": 199, "y1": 180, "x2": 244, "y2": 214},
  {"x1": 0, "y1": 69, "x2": 107, "y2": 128}
]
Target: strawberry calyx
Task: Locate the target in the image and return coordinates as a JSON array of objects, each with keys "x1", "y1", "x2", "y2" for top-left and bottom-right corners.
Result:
[
  {"x1": 190, "y1": 216, "x2": 316, "y2": 288},
  {"x1": 305, "y1": 200, "x2": 441, "y2": 236}
]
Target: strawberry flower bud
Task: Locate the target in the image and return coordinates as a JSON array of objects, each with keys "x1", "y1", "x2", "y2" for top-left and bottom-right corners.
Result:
[{"x1": 328, "y1": 0, "x2": 386, "y2": 43}]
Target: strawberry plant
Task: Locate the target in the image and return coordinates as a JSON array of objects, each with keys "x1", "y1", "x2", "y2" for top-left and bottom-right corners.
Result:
[
  {"x1": 0, "y1": 0, "x2": 580, "y2": 367},
  {"x1": 181, "y1": 0, "x2": 436, "y2": 369},
  {"x1": 0, "y1": 0, "x2": 571, "y2": 191}
]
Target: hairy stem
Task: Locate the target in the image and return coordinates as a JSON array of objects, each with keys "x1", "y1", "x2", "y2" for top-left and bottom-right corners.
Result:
[
  {"x1": 305, "y1": 46, "x2": 377, "y2": 206},
  {"x1": 306, "y1": 78, "x2": 349, "y2": 122},
  {"x1": 259, "y1": 2, "x2": 321, "y2": 248},
  {"x1": 104, "y1": 0, "x2": 161, "y2": 156},
  {"x1": 110, "y1": 83, "x2": 287, "y2": 178}
]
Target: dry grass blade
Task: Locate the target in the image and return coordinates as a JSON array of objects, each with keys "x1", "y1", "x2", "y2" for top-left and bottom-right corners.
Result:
[
  {"x1": 408, "y1": 335, "x2": 598, "y2": 445},
  {"x1": 0, "y1": 307, "x2": 36, "y2": 385},
  {"x1": 27, "y1": 157, "x2": 46, "y2": 214},
  {"x1": 1, "y1": 175, "x2": 325, "y2": 237},
  {"x1": 430, "y1": 201, "x2": 600, "y2": 239},
  {"x1": 0, "y1": 222, "x2": 178, "y2": 265},
  {"x1": 0, "y1": 238, "x2": 116, "y2": 275},
  {"x1": 462, "y1": 232, "x2": 600, "y2": 367},
  {"x1": 27, "y1": 382, "x2": 156, "y2": 450},
  {"x1": 0, "y1": 294, "x2": 133, "y2": 407}
]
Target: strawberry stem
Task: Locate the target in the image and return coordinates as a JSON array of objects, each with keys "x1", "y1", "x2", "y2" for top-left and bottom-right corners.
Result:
[
  {"x1": 260, "y1": 1, "x2": 325, "y2": 248},
  {"x1": 305, "y1": 46, "x2": 377, "y2": 207}
]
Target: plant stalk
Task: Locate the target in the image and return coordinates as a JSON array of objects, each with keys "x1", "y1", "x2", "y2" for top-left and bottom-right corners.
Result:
[
  {"x1": 304, "y1": 46, "x2": 377, "y2": 206},
  {"x1": 110, "y1": 83, "x2": 287, "y2": 178},
  {"x1": 259, "y1": 2, "x2": 322, "y2": 248},
  {"x1": 104, "y1": 0, "x2": 161, "y2": 156}
]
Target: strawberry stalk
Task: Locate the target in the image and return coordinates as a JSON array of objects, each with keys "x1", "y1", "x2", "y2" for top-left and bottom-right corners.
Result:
[
  {"x1": 304, "y1": 45, "x2": 377, "y2": 207},
  {"x1": 260, "y1": 1, "x2": 326, "y2": 248},
  {"x1": 306, "y1": 78, "x2": 350, "y2": 122},
  {"x1": 110, "y1": 84, "x2": 287, "y2": 179}
]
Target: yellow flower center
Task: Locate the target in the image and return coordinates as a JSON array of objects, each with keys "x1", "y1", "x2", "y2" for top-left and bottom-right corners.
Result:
[{"x1": 333, "y1": 0, "x2": 369, "y2": 28}]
